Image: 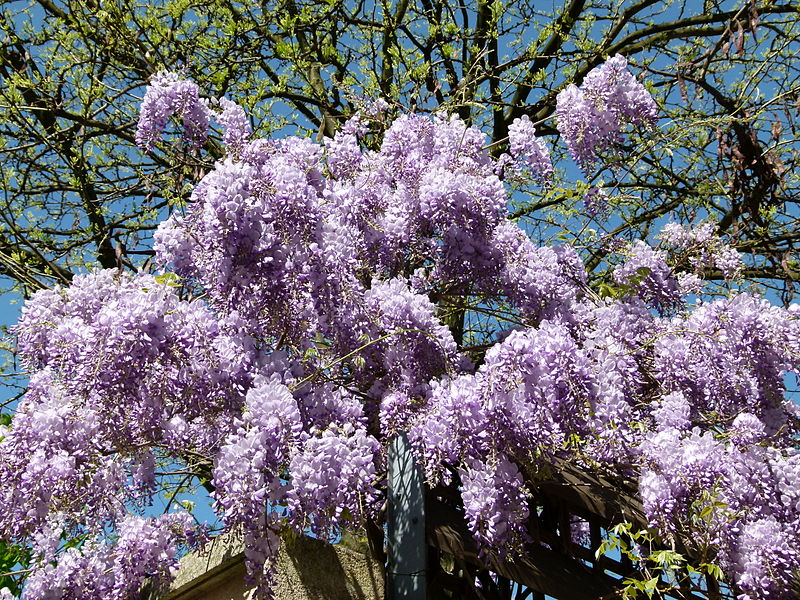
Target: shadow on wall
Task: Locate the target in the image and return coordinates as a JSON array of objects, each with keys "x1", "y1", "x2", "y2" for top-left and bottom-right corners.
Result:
[
  {"x1": 283, "y1": 534, "x2": 384, "y2": 600},
  {"x1": 141, "y1": 532, "x2": 385, "y2": 600}
]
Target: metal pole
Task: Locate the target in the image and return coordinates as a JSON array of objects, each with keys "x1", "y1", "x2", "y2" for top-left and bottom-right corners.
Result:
[{"x1": 387, "y1": 433, "x2": 426, "y2": 599}]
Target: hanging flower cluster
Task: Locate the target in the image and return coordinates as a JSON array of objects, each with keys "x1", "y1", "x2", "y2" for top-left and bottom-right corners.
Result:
[
  {"x1": 556, "y1": 54, "x2": 658, "y2": 171},
  {"x1": 3, "y1": 58, "x2": 798, "y2": 600}
]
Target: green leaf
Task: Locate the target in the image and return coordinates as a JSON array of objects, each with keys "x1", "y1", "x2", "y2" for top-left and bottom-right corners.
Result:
[
  {"x1": 595, "y1": 540, "x2": 610, "y2": 559},
  {"x1": 643, "y1": 577, "x2": 659, "y2": 596},
  {"x1": 701, "y1": 563, "x2": 724, "y2": 580},
  {"x1": 154, "y1": 272, "x2": 182, "y2": 287},
  {"x1": 611, "y1": 522, "x2": 632, "y2": 536}
]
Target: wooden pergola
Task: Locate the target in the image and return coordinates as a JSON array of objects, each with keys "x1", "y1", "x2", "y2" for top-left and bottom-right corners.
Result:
[{"x1": 385, "y1": 439, "x2": 723, "y2": 600}]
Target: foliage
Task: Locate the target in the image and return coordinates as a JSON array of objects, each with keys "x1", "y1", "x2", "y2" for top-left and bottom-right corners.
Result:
[{"x1": 0, "y1": 63, "x2": 798, "y2": 600}]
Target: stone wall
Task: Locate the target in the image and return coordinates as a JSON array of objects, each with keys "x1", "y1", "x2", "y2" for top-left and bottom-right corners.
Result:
[{"x1": 141, "y1": 534, "x2": 384, "y2": 600}]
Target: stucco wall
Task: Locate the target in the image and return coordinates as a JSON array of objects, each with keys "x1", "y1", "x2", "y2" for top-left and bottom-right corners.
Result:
[{"x1": 141, "y1": 533, "x2": 384, "y2": 600}]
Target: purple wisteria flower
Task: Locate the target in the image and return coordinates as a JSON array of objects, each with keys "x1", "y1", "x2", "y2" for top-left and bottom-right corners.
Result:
[
  {"x1": 6, "y1": 65, "x2": 800, "y2": 600},
  {"x1": 660, "y1": 222, "x2": 743, "y2": 280},
  {"x1": 506, "y1": 115, "x2": 553, "y2": 182},
  {"x1": 556, "y1": 55, "x2": 657, "y2": 171},
  {"x1": 136, "y1": 71, "x2": 211, "y2": 152},
  {"x1": 214, "y1": 96, "x2": 251, "y2": 152},
  {"x1": 460, "y1": 455, "x2": 530, "y2": 557},
  {"x1": 583, "y1": 185, "x2": 609, "y2": 216}
]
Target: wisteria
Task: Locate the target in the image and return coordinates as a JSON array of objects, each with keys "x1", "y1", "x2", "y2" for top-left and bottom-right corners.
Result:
[
  {"x1": 2, "y1": 60, "x2": 799, "y2": 600},
  {"x1": 136, "y1": 71, "x2": 211, "y2": 152},
  {"x1": 459, "y1": 455, "x2": 530, "y2": 557},
  {"x1": 660, "y1": 222, "x2": 744, "y2": 280},
  {"x1": 556, "y1": 54, "x2": 658, "y2": 171},
  {"x1": 19, "y1": 512, "x2": 197, "y2": 600},
  {"x1": 505, "y1": 115, "x2": 553, "y2": 182},
  {"x1": 583, "y1": 185, "x2": 609, "y2": 216},
  {"x1": 214, "y1": 97, "x2": 252, "y2": 153}
]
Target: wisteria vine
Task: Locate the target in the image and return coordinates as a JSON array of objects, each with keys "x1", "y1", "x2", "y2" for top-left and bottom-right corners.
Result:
[{"x1": 1, "y1": 55, "x2": 798, "y2": 600}]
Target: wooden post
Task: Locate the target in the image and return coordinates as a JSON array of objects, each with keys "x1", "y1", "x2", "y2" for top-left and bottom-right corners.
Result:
[{"x1": 387, "y1": 434, "x2": 426, "y2": 599}]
